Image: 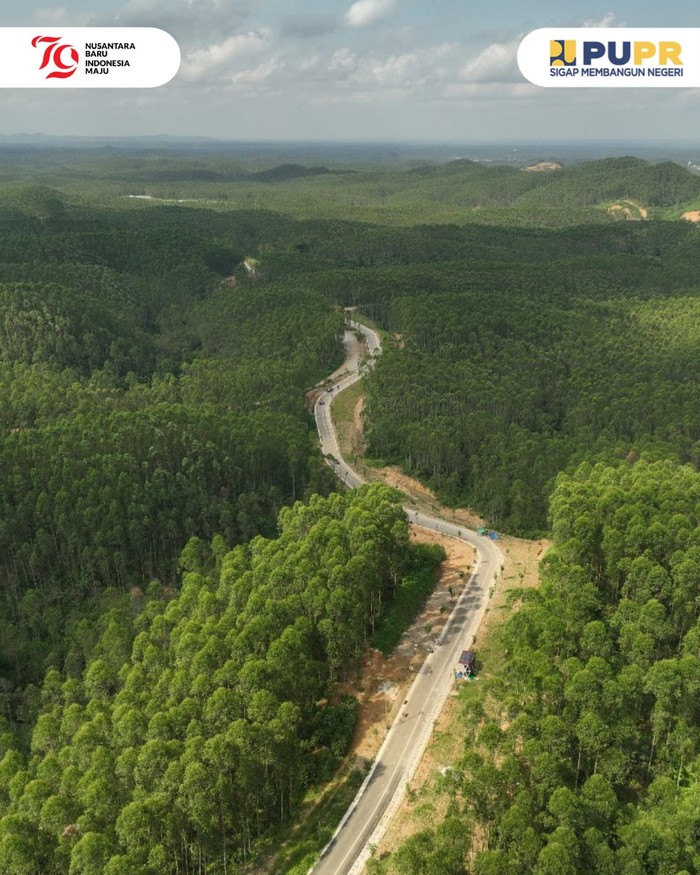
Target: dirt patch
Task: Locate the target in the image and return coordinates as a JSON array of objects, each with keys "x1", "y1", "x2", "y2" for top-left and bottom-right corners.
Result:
[
  {"x1": 352, "y1": 395, "x2": 367, "y2": 456},
  {"x1": 608, "y1": 200, "x2": 648, "y2": 220},
  {"x1": 682, "y1": 210, "x2": 700, "y2": 222},
  {"x1": 425, "y1": 501, "x2": 487, "y2": 533},
  {"x1": 362, "y1": 466, "x2": 486, "y2": 531},
  {"x1": 354, "y1": 395, "x2": 364, "y2": 430},
  {"x1": 379, "y1": 467, "x2": 440, "y2": 507},
  {"x1": 523, "y1": 162, "x2": 561, "y2": 172},
  {"x1": 339, "y1": 528, "x2": 475, "y2": 764}
]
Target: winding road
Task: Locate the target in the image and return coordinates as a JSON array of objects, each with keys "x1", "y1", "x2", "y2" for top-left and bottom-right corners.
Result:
[{"x1": 310, "y1": 319, "x2": 503, "y2": 875}]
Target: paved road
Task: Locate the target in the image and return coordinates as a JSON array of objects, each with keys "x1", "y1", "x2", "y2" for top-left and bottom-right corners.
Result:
[{"x1": 311, "y1": 319, "x2": 502, "y2": 875}]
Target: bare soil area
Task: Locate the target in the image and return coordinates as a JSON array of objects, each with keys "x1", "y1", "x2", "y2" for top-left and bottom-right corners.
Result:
[
  {"x1": 682, "y1": 210, "x2": 700, "y2": 222},
  {"x1": 352, "y1": 395, "x2": 367, "y2": 456},
  {"x1": 524, "y1": 161, "x2": 562, "y2": 172},
  {"x1": 339, "y1": 528, "x2": 475, "y2": 765},
  {"x1": 608, "y1": 200, "x2": 648, "y2": 219}
]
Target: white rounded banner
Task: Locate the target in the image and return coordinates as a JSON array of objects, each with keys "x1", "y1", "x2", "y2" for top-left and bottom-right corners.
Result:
[
  {"x1": 0, "y1": 28, "x2": 180, "y2": 87},
  {"x1": 518, "y1": 28, "x2": 700, "y2": 87}
]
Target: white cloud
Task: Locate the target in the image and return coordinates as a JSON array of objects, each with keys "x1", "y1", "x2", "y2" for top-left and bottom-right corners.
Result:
[
  {"x1": 459, "y1": 39, "x2": 521, "y2": 84},
  {"x1": 583, "y1": 12, "x2": 623, "y2": 27},
  {"x1": 329, "y1": 48, "x2": 357, "y2": 72},
  {"x1": 366, "y1": 52, "x2": 419, "y2": 85},
  {"x1": 231, "y1": 59, "x2": 282, "y2": 91},
  {"x1": 181, "y1": 29, "x2": 272, "y2": 82},
  {"x1": 315, "y1": 42, "x2": 458, "y2": 100},
  {"x1": 344, "y1": 0, "x2": 396, "y2": 28}
]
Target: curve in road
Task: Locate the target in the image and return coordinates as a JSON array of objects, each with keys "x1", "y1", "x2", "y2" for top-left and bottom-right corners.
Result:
[{"x1": 310, "y1": 318, "x2": 502, "y2": 875}]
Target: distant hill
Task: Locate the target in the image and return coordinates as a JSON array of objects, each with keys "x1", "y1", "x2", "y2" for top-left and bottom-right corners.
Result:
[
  {"x1": 382, "y1": 155, "x2": 700, "y2": 211},
  {"x1": 516, "y1": 157, "x2": 700, "y2": 207},
  {"x1": 250, "y1": 163, "x2": 333, "y2": 182},
  {"x1": 107, "y1": 163, "x2": 337, "y2": 185},
  {"x1": 130, "y1": 167, "x2": 240, "y2": 183}
]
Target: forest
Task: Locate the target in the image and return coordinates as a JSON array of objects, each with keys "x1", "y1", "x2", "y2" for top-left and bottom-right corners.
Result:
[
  {"x1": 0, "y1": 183, "x2": 346, "y2": 699},
  {"x1": 0, "y1": 483, "x2": 442, "y2": 873},
  {"x1": 370, "y1": 459, "x2": 700, "y2": 875},
  {"x1": 356, "y1": 248, "x2": 700, "y2": 536},
  {"x1": 1, "y1": 147, "x2": 700, "y2": 872}
]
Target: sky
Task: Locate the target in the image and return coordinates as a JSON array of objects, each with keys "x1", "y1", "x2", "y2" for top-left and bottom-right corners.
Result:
[{"x1": 1, "y1": 0, "x2": 700, "y2": 142}]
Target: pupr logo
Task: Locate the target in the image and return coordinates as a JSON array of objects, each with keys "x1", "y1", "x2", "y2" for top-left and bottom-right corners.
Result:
[
  {"x1": 32, "y1": 35, "x2": 80, "y2": 79},
  {"x1": 548, "y1": 38, "x2": 683, "y2": 69},
  {"x1": 550, "y1": 39, "x2": 576, "y2": 66},
  {"x1": 519, "y1": 28, "x2": 696, "y2": 87}
]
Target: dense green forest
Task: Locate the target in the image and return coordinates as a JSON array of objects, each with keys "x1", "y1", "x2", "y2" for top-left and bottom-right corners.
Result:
[
  {"x1": 0, "y1": 484, "x2": 443, "y2": 873},
  {"x1": 2, "y1": 147, "x2": 700, "y2": 873},
  {"x1": 355, "y1": 244, "x2": 700, "y2": 535},
  {"x1": 0, "y1": 184, "x2": 345, "y2": 698},
  {"x1": 370, "y1": 459, "x2": 700, "y2": 875}
]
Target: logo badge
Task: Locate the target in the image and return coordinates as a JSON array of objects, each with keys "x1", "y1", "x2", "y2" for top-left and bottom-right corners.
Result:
[
  {"x1": 518, "y1": 28, "x2": 698, "y2": 87},
  {"x1": 0, "y1": 28, "x2": 180, "y2": 87},
  {"x1": 550, "y1": 39, "x2": 576, "y2": 66},
  {"x1": 32, "y1": 35, "x2": 79, "y2": 79}
]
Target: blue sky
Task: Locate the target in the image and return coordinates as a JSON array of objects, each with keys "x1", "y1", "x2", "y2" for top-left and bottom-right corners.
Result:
[{"x1": 1, "y1": 1, "x2": 700, "y2": 141}]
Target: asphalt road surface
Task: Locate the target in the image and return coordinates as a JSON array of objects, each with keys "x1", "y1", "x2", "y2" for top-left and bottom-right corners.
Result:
[{"x1": 311, "y1": 319, "x2": 502, "y2": 875}]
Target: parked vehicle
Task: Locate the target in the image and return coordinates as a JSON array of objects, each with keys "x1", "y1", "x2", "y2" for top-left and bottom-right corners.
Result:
[{"x1": 458, "y1": 650, "x2": 476, "y2": 677}]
